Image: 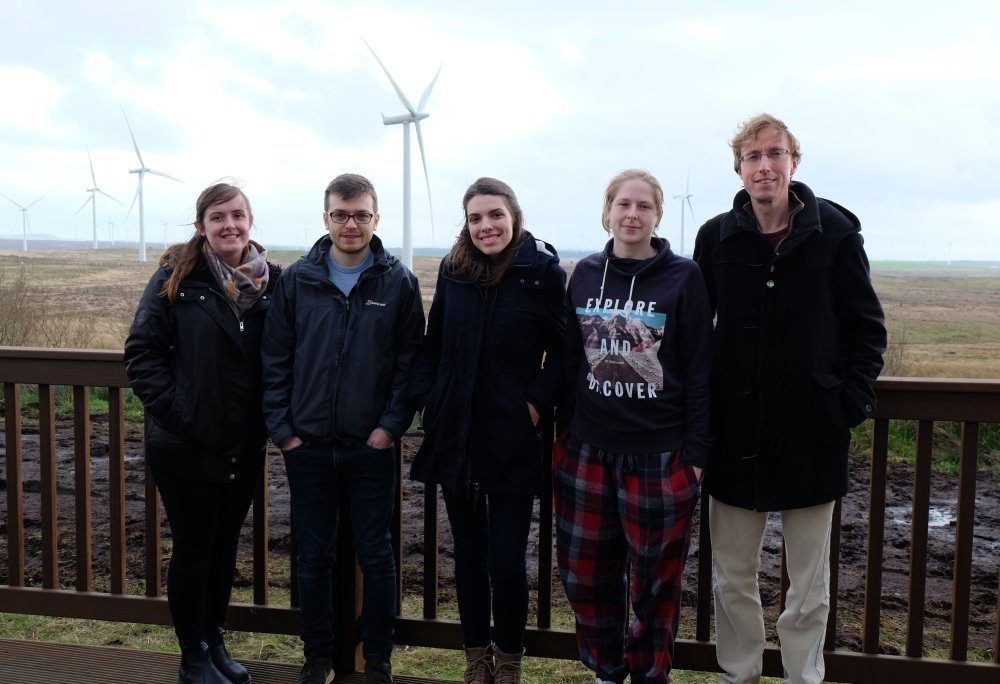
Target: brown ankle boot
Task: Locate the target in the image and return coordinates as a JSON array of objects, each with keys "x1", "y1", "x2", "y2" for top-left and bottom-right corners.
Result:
[
  {"x1": 492, "y1": 647, "x2": 523, "y2": 684},
  {"x1": 463, "y1": 644, "x2": 494, "y2": 684}
]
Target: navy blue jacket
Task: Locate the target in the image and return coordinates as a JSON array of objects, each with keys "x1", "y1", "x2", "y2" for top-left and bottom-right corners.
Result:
[
  {"x1": 694, "y1": 181, "x2": 886, "y2": 511},
  {"x1": 410, "y1": 233, "x2": 566, "y2": 496},
  {"x1": 124, "y1": 254, "x2": 278, "y2": 482},
  {"x1": 261, "y1": 235, "x2": 425, "y2": 448}
]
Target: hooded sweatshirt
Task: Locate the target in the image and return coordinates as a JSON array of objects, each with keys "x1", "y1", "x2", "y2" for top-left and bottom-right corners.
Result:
[{"x1": 562, "y1": 236, "x2": 713, "y2": 467}]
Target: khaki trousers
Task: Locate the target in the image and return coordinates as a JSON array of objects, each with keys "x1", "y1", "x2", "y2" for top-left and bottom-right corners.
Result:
[{"x1": 709, "y1": 497, "x2": 835, "y2": 684}]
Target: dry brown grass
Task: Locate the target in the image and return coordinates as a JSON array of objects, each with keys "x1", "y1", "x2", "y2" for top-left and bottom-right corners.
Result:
[{"x1": 2, "y1": 249, "x2": 998, "y2": 380}]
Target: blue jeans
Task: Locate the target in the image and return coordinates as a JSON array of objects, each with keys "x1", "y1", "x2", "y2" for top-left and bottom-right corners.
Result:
[
  {"x1": 442, "y1": 487, "x2": 534, "y2": 653},
  {"x1": 283, "y1": 441, "x2": 397, "y2": 661}
]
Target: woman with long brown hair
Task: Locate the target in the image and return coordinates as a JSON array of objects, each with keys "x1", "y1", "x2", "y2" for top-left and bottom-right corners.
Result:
[
  {"x1": 125, "y1": 182, "x2": 279, "y2": 684},
  {"x1": 410, "y1": 178, "x2": 566, "y2": 684}
]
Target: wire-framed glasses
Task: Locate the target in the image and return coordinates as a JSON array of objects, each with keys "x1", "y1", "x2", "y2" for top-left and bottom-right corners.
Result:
[{"x1": 739, "y1": 149, "x2": 790, "y2": 165}]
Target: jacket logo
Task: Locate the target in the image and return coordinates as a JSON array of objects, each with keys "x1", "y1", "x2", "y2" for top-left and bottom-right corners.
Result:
[{"x1": 365, "y1": 299, "x2": 387, "y2": 307}]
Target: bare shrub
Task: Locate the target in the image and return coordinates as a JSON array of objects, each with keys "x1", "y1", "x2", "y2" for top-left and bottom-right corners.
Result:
[
  {"x1": 0, "y1": 266, "x2": 42, "y2": 345},
  {"x1": 883, "y1": 324, "x2": 909, "y2": 377}
]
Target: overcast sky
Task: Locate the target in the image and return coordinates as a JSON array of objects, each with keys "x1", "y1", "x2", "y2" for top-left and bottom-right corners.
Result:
[{"x1": 2, "y1": 0, "x2": 999, "y2": 262}]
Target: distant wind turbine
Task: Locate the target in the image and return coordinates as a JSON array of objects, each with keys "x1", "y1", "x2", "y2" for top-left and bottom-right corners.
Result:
[
  {"x1": 75, "y1": 149, "x2": 125, "y2": 250},
  {"x1": 363, "y1": 38, "x2": 439, "y2": 269},
  {"x1": 0, "y1": 193, "x2": 44, "y2": 252},
  {"x1": 672, "y1": 172, "x2": 695, "y2": 257},
  {"x1": 122, "y1": 109, "x2": 182, "y2": 263}
]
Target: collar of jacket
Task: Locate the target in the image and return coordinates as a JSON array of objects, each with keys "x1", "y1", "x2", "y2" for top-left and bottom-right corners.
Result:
[
  {"x1": 720, "y1": 180, "x2": 824, "y2": 244},
  {"x1": 303, "y1": 233, "x2": 395, "y2": 276}
]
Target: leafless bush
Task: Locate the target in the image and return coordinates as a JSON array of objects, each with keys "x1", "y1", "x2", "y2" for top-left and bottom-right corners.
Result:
[
  {"x1": 883, "y1": 324, "x2": 909, "y2": 377},
  {"x1": 0, "y1": 266, "x2": 42, "y2": 345}
]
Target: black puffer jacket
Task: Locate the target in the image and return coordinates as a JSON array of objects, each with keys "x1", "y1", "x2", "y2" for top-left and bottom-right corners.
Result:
[
  {"x1": 693, "y1": 181, "x2": 886, "y2": 511},
  {"x1": 124, "y1": 253, "x2": 279, "y2": 483},
  {"x1": 410, "y1": 232, "x2": 567, "y2": 497}
]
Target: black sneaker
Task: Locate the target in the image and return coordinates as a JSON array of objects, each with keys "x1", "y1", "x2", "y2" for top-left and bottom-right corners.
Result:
[
  {"x1": 298, "y1": 655, "x2": 334, "y2": 684},
  {"x1": 364, "y1": 658, "x2": 394, "y2": 683}
]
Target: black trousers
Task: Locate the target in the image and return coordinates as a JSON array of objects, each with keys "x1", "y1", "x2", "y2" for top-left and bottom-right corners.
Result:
[{"x1": 150, "y1": 460, "x2": 260, "y2": 647}]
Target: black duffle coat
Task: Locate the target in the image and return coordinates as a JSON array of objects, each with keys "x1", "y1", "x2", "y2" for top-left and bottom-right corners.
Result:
[{"x1": 693, "y1": 181, "x2": 887, "y2": 511}]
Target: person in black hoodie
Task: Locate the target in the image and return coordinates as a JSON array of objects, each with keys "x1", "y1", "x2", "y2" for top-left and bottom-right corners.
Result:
[
  {"x1": 124, "y1": 182, "x2": 279, "y2": 684},
  {"x1": 410, "y1": 178, "x2": 566, "y2": 684},
  {"x1": 694, "y1": 113, "x2": 886, "y2": 684},
  {"x1": 554, "y1": 169, "x2": 712, "y2": 684}
]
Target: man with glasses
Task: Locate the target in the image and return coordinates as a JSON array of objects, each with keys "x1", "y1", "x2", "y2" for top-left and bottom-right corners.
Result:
[
  {"x1": 693, "y1": 114, "x2": 886, "y2": 684},
  {"x1": 262, "y1": 173, "x2": 425, "y2": 684}
]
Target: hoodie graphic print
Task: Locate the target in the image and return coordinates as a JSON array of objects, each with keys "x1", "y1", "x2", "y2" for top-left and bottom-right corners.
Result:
[
  {"x1": 577, "y1": 258, "x2": 665, "y2": 401},
  {"x1": 564, "y1": 237, "x2": 713, "y2": 463}
]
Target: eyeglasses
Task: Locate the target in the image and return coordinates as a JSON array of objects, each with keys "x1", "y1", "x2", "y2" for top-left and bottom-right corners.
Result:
[
  {"x1": 739, "y1": 149, "x2": 791, "y2": 165},
  {"x1": 326, "y1": 211, "x2": 374, "y2": 224}
]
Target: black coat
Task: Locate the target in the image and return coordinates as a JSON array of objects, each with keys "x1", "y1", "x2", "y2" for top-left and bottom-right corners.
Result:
[
  {"x1": 693, "y1": 181, "x2": 886, "y2": 511},
  {"x1": 124, "y1": 254, "x2": 279, "y2": 483},
  {"x1": 410, "y1": 233, "x2": 567, "y2": 497},
  {"x1": 260, "y1": 234, "x2": 425, "y2": 448}
]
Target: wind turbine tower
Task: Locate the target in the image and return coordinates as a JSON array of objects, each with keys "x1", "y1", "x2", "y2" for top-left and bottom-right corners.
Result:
[
  {"x1": 75, "y1": 149, "x2": 125, "y2": 249},
  {"x1": 122, "y1": 110, "x2": 182, "y2": 263},
  {"x1": 363, "y1": 38, "x2": 439, "y2": 269},
  {"x1": 672, "y1": 172, "x2": 695, "y2": 257},
  {"x1": 0, "y1": 193, "x2": 44, "y2": 252}
]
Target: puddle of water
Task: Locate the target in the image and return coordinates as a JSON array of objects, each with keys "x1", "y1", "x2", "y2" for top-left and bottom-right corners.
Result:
[{"x1": 885, "y1": 505, "x2": 954, "y2": 528}]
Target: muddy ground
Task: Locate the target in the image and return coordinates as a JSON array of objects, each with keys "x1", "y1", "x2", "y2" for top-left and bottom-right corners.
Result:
[{"x1": 1, "y1": 419, "x2": 998, "y2": 657}]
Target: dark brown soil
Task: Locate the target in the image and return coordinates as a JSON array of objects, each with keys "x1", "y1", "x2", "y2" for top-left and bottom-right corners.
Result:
[{"x1": 1, "y1": 419, "x2": 998, "y2": 657}]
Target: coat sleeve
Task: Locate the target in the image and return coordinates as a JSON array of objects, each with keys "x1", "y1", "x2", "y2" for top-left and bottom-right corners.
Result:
[
  {"x1": 408, "y1": 261, "x2": 446, "y2": 411},
  {"x1": 524, "y1": 260, "x2": 568, "y2": 417},
  {"x1": 378, "y1": 268, "x2": 427, "y2": 439},
  {"x1": 834, "y1": 232, "x2": 887, "y2": 426},
  {"x1": 675, "y1": 265, "x2": 714, "y2": 469},
  {"x1": 692, "y1": 220, "x2": 719, "y2": 316},
  {"x1": 555, "y1": 268, "x2": 583, "y2": 437},
  {"x1": 123, "y1": 270, "x2": 182, "y2": 430},
  {"x1": 260, "y1": 267, "x2": 299, "y2": 448}
]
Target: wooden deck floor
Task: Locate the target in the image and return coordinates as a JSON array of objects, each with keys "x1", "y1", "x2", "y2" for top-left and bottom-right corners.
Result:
[{"x1": 0, "y1": 638, "x2": 457, "y2": 683}]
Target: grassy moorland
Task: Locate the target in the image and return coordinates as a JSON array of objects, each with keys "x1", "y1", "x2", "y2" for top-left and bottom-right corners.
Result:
[
  {"x1": 2, "y1": 248, "x2": 998, "y2": 379},
  {"x1": 1, "y1": 249, "x2": 998, "y2": 682}
]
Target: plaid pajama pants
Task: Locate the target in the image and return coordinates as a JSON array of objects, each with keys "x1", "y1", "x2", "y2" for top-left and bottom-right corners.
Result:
[{"x1": 553, "y1": 434, "x2": 700, "y2": 684}]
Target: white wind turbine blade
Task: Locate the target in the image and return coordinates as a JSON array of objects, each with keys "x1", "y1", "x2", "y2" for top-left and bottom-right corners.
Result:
[
  {"x1": 147, "y1": 168, "x2": 183, "y2": 184},
  {"x1": 25, "y1": 196, "x2": 43, "y2": 209},
  {"x1": 363, "y1": 39, "x2": 417, "y2": 115},
  {"x1": 87, "y1": 148, "x2": 98, "y2": 186},
  {"x1": 414, "y1": 120, "x2": 435, "y2": 246},
  {"x1": 74, "y1": 194, "x2": 94, "y2": 215},
  {"x1": 99, "y1": 189, "x2": 126, "y2": 207},
  {"x1": 126, "y1": 178, "x2": 142, "y2": 220},
  {"x1": 0, "y1": 192, "x2": 24, "y2": 210},
  {"x1": 122, "y1": 110, "x2": 146, "y2": 168},
  {"x1": 417, "y1": 63, "x2": 442, "y2": 111}
]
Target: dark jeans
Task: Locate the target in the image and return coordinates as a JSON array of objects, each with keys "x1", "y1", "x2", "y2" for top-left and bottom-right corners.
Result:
[
  {"x1": 442, "y1": 486, "x2": 534, "y2": 653},
  {"x1": 150, "y1": 461, "x2": 259, "y2": 648},
  {"x1": 283, "y1": 441, "x2": 397, "y2": 661}
]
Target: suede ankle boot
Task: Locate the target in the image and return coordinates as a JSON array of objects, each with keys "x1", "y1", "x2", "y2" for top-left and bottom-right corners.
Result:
[
  {"x1": 463, "y1": 644, "x2": 494, "y2": 684},
  {"x1": 493, "y1": 647, "x2": 523, "y2": 684},
  {"x1": 178, "y1": 642, "x2": 231, "y2": 684},
  {"x1": 207, "y1": 627, "x2": 251, "y2": 684}
]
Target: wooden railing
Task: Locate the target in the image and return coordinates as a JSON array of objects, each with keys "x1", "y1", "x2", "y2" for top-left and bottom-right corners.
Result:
[{"x1": 1, "y1": 348, "x2": 999, "y2": 683}]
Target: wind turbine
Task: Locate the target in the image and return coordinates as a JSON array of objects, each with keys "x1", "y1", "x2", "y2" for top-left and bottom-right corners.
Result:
[
  {"x1": 672, "y1": 172, "x2": 695, "y2": 257},
  {"x1": 75, "y1": 149, "x2": 125, "y2": 249},
  {"x1": 122, "y1": 109, "x2": 182, "y2": 263},
  {"x1": 0, "y1": 193, "x2": 44, "y2": 252},
  {"x1": 363, "y1": 38, "x2": 439, "y2": 269}
]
